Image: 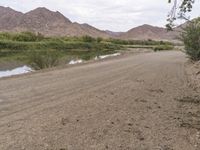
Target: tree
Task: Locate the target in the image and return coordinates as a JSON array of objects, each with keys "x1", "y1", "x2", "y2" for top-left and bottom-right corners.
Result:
[
  {"x1": 168, "y1": 1, "x2": 200, "y2": 61},
  {"x1": 167, "y1": 0, "x2": 195, "y2": 30},
  {"x1": 181, "y1": 18, "x2": 200, "y2": 61}
]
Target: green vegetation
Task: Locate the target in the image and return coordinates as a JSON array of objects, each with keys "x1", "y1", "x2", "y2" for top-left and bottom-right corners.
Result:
[
  {"x1": 125, "y1": 44, "x2": 174, "y2": 51},
  {"x1": 181, "y1": 18, "x2": 200, "y2": 61},
  {"x1": 0, "y1": 32, "x2": 174, "y2": 69},
  {"x1": 27, "y1": 50, "x2": 61, "y2": 70},
  {"x1": 153, "y1": 45, "x2": 174, "y2": 51},
  {"x1": 106, "y1": 38, "x2": 173, "y2": 46}
]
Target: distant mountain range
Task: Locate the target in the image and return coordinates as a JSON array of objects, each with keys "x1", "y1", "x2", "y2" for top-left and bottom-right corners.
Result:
[{"x1": 0, "y1": 6, "x2": 181, "y2": 41}]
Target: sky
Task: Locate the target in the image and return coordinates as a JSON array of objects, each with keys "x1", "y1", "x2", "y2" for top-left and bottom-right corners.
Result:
[{"x1": 0, "y1": 0, "x2": 199, "y2": 32}]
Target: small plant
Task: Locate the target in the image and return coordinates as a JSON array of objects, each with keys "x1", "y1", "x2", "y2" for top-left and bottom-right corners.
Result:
[{"x1": 181, "y1": 18, "x2": 200, "y2": 61}]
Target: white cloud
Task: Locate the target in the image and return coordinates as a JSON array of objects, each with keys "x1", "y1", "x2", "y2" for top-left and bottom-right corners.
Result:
[{"x1": 0, "y1": 0, "x2": 199, "y2": 31}]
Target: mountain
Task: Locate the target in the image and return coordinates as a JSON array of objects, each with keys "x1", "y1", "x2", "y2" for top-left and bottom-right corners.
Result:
[
  {"x1": 66, "y1": 23, "x2": 110, "y2": 37},
  {"x1": 80, "y1": 23, "x2": 110, "y2": 37},
  {"x1": 0, "y1": 6, "x2": 110, "y2": 37},
  {"x1": 0, "y1": 6, "x2": 180, "y2": 40},
  {"x1": 118, "y1": 24, "x2": 179, "y2": 41},
  {"x1": 0, "y1": 6, "x2": 23, "y2": 30},
  {"x1": 14, "y1": 7, "x2": 73, "y2": 36}
]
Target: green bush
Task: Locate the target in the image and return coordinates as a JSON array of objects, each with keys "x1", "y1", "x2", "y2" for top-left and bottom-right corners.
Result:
[
  {"x1": 153, "y1": 45, "x2": 174, "y2": 51},
  {"x1": 81, "y1": 35, "x2": 96, "y2": 43},
  {"x1": 0, "y1": 32, "x2": 12, "y2": 40},
  {"x1": 0, "y1": 41, "x2": 30, "y2": 50},
  {"x1": 27, "y1": 50, "x2": 61, "y2": 70},
  {"x1": 181, "y1": 18, "x2": 200, "y2": 61},
  {"x1": 0, "y1": 32, "x2": 45, "y2": 42}
]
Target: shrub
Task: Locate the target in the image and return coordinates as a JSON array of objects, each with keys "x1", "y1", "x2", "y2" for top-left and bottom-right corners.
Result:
[
  {"x1": 181, "y1": 18, "x2": 200, "y2": 61},
  {"x1": 106, "y1": 38, "x2": 173, "y2": 46},
  {"x1": 27, "y1": 50, "x2": 61, "y2": 70},
  {"x1": 0, "y1": 41, "x2": 30, "y2": 50},
  {"x1": 0, "y1": 32, "x2": 45, "y2": 42},
  {"x1": 0, "y1": 32, "x2": 12, "y2": 40},
  {"x1": 12, "y1": 32, "x2": 45, "y2": 42},
  {"x1": 81, "y1": 35, "x2": 95, "y2": 43},
  {"x1": 97, "y1": 37, "x2": 103, "y2": 43},
  {"x1": 153, "y1": 45, "x2": 174, "y2": 51}
]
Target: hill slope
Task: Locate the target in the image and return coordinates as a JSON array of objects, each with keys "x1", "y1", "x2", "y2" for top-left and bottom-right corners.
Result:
[
  {"x1": 0, "y1": 7, "x2": 110, "y2": 37},
  {"x1": 0, "y1": 6, "x2": 23, "y2": 30},
  {"x1": 119, "y1": 24, "x2": 179, "y2": 41}
]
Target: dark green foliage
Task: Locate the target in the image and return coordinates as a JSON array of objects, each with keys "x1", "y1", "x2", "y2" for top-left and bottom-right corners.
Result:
[
  {"x1": 97, "y1": 37, "x2": 103, "y2": 43},
  {"x1": 181, "y1": 18, "x2": 200, "y2": 61},
  {"x1": 81, "y1": 35, "x2": 96, "y2": 43}
]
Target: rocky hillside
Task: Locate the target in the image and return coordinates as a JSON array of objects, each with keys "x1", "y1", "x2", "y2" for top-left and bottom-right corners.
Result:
[
  {"x1": 0, "y1": 7, "x2": 110, "y2": 37},
  {"x1": 118, "y1": 24, "x2": 179, "y2": 41},
  {"x1": 0, "y1": 6, "x2": 23, "y2": 30}
]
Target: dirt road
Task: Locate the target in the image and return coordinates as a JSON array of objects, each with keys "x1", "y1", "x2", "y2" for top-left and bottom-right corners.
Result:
[{"x1": 0, "y1": 51, "x2": 198, "y2": 150}]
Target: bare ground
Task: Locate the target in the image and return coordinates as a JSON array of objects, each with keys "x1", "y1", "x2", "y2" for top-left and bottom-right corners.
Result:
[{"x1": 0, "y1": 51, "x2": 199, "y2": 150}]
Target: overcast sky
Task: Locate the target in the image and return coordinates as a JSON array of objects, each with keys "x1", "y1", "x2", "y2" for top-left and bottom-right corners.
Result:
[{"x1": 0, "y1": 0, "x2": 199, "y2": 31}]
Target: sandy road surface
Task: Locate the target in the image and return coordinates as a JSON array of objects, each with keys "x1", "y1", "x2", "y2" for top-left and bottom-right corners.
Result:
[{"x1": 0, "y1": 51, "x2": 198, "y2": 150}]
